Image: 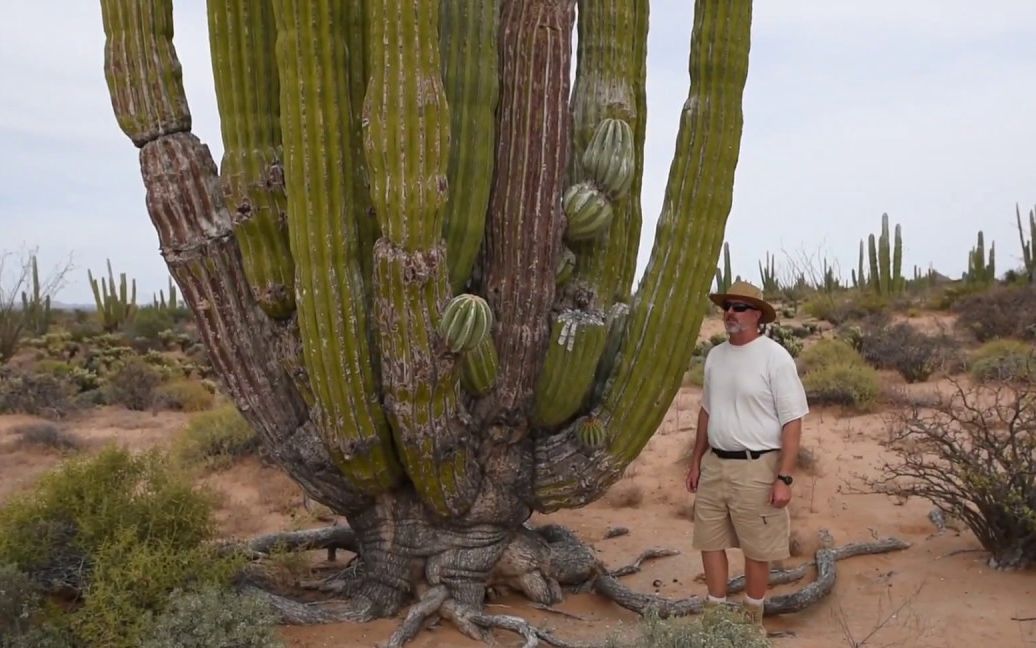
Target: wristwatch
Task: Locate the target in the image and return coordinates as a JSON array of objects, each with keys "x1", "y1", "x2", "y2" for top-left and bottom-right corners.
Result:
[{"x1": 776, "y1": 474, "x2": 793, "y2": 486}]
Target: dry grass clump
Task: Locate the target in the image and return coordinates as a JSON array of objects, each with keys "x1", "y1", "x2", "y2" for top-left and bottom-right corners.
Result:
[
  {"x1": 154, "y1": 379, "x2": 214, "y2": 412},
  {"x1": 606, "y1": 607, "x2": 772, "y2": 648},
  {"x1": 969, "y1": 339, "x2": 1036, "y2": 383},
  {"x1": 13, "y1": 422, "x2": 80, "y2": 453},
  {"x1": 104, "y1": 358, "x2": 162, "y2": 411},
  {"x1": 953, "y1": 285, "x2": 1036, "y2": 341}
]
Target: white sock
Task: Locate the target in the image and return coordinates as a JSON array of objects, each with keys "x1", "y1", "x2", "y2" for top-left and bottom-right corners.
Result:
[
  {"x1": 707, "y1": 594, "x2": 727, "y2": 604},
  {"x1": 744, "y1": 594, "x2": 765, "y2": 608}
]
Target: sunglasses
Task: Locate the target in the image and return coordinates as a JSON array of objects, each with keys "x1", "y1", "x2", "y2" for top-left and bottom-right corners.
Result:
[{"x1": 721, "y1": 302, "x2": 757, "y2": 313}]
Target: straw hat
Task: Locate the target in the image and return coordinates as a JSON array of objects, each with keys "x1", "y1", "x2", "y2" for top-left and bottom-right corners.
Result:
[{"x1": 708, "y1": 279, "x2": 777, "y2": 324}]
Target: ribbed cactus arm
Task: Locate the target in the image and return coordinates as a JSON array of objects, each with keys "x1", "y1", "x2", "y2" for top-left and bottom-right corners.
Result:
[
  {"x1": 533, "y1": 0, "x2": 752, "y2": 512},
  {"x1": 208, "y1": 0, "x2": 295, "y2": 319},
  {"x1": 99, "y1": 0, "x2": 371, "y2": 514},
  {"x1": 439, "y1": 0, "x2": 500, "y2": 292},
  {"x1": 364, "y1": 0, "x2": 482, "y2": 516},
  {"x1": 565, "y1": 0, "x2": 648, "y2": 307},
  {"x1": 272, "y1": 0, "x2": 401, "y2": 493}
]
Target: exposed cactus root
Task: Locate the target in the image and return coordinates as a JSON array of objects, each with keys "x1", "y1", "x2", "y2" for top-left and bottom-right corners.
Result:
[{"x1": 241, "y1": 525, "x2": 909, "y2": 645}]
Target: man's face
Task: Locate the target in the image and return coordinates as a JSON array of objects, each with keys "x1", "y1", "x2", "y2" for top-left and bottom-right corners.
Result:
[{"x1": 721, "y1": 301, "x2": 761, "y2": 334}]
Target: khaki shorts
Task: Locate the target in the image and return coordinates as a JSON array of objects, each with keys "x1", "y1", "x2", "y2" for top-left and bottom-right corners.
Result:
[{"x1": 692, "y1": 450, "x2": 790, "y2": 562}]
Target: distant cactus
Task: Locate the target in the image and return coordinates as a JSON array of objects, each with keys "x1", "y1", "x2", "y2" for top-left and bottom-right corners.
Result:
[
  {"x1": 88, "y1": 259, "x2": 137, "y2": 332},
  {"x1": 714, "y1": 242, "x2": 734, "y2": 294},
  {"x1": 821, "y1": 258, "x2": 839, "y2": 293},
  {"x1": 853, "y1": 240, "x2": 864, "y2": 290},
  {"x1": 152, "y1": 277, "x2": 180, "y2": 311},
  {"x1": 865, "y1": 213, "x2": 904, "y2": 296},
  {"x1": 965, "y1": 231, "x2": 996, "y2": 285},
  {"x1": 758, "y1": 251, "x2": 779, "y2": 296},
  {"x1": 1017, "y1": 203, "x2": 1035, "y2": 282},
  {"x1": 20, "y1": 255, "x2": 52, "y2": 336}
]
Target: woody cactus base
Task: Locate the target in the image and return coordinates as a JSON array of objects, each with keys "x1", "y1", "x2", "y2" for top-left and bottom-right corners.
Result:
[{"x1": 97, "y1": 0, "x2": 783, "y2": 642}]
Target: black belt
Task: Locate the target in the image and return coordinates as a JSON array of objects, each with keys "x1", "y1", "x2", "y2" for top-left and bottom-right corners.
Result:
[{"x1": 711, "y1": 447, "x2": 779, "y2": 460}]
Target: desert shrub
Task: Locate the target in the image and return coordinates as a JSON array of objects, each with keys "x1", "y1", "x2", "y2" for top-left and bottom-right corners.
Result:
[
  {"x1": 34, "y1": 359, "x2": 100, "y2": 392},
  {"x1": 802, "y1": 294, "x2": 838, "y2": 322},
  {"x1": 0, "y1": 369, "x2": 77, "y2": 418},
  {"x1": 138, "y1": 586, "x2": 283, "y2": 648},
  {"x1": 953, "y1": 285, "x2": 1036, "y2": 342},
  {"x1": 0, "y1": 448, "x2": 237, "y2": 647},
  {"x1": 13, "y1": 422, "x2": 80, "y2": 452},
  {"x1": 969, "y1": 339, "x2": 1036, "y2": 382},
  {"x1": 104, "y1": 358, "x2": 162, "y2": 410},
  {"x1": 859, "y1": 322, "x2": 955, "y2": 383},
  {"x1": 0, "y1": 563, "x2": 39, "y2": 638},
  {"x1": 154, "y1": 379, "x2": 214, "y2": 412},
  {"x1": 123, "y1": 307, "x2": 174, "y2": 351},
  {"x1": 173, "y1": 404, "x2": 258, "y2": 469},
  {"x1": 797, "y1": 338, "x2": 860, "y2": 374},
  {"x1": 764, "y1": 323, "x2": 802, "y2": 357},
  {"x1": 683, "y1": 358, "x2": 705, "y2": 387},
  {"x1": 607, "y1": 607, "x2": 771, "y2": 648},
  {"x1": 870, "y1": 381, "x2": 1036, "y2": 569},
  {"x1": 801, "y1": 362, "x2": 880, "y2": 409},
  {"x1": 708, "y1": 332, "x2": 728, "y2": 347},
  {"x1": 826, "y1": 291, "x2": 890, "y2": 324}
]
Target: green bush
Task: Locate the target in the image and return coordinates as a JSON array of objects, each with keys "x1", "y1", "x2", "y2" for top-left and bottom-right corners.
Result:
[
  {"x1": 859, "y1": 322, "x2": 954, "y2": 383},
  {"x1": 104, "y1": 358, "x2": 162, "y2": 410},
  {"x1": 0, "y1": 369, "x2": 77, "y2": 419},
  {"x1": 34, "y1": 360, "x2": 100, "y2": 393},
  {"x1": 797, "y1": 338, "x2": 861, "y2": 374},
  {"x1": 764, "y1": 323, "x2": 802, "y2": 357},
  {"x1": 0, "y1": 448, "x2": 238, "y2": 648},
  {"x1": 802, "y1": 362, "x2": 880, "y2": 408},
  {"x1": 154, "y1": 379, "x2": 214, "y2": 412},
  {"x1": 123, "y1": 307, "x2": 174, "y2": 350},
  {"x1": 0, "y1": 563, "x2": 39, "y2": 638},
  {"x1": 970, "y1": 339, "x2": 1036, "y2": 382},
  {"x1": 173, "y1": 405, "x2": 258, "y2": 469},
  {"x1": 139, "y1": 586, "x2": 284, "y2": 648},
  {"x1": 13, "y1": 423, "x2": 80, "y2": 453},
  {"x1": 954, "y1": 285, "x2": 1036, "y2": 341},
  {"x1": 802, "y1": 294, "x2": 838, "y2": 322},
  {"x1": 607, "y1": 607, "x2": 771, "y2": 648}
]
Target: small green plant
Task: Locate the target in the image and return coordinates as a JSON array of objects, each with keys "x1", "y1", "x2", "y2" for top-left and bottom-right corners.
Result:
[
  {"x1": 139, "y1": 586, "x2": 284, "y2": 648},
  {"x1": 797, "y1": 338, "x2": 859, "y2": 374},
  {"x1": 606, "y1": 607, "x2": 771, "y2": 648},
  {"x1": 104, "y1": 358, "x2": 162, "y2": 410},
  {"x1": 765, "y1": 322, "x2": 803, "y2": 357},
  {"x1": 173, "y1": 404, "x2": 258, "y2": 469},
  {"x1": 0, "y1": 368, "x2": 77, "y2": 418},
  {"x1": 154, "y1": 379, "x2": 215, "y2": 412},
  {"x1": 13, "y1": 422, "x2": 81, "y2": 453},
  {"x1": 970, "y1": 339, "x2": 1036, "y2": 382}
]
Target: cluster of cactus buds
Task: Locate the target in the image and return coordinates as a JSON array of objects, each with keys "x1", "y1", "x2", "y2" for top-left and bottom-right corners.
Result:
[{"x1": 562, "y1": 118, "x2": 635, "y2": 245}]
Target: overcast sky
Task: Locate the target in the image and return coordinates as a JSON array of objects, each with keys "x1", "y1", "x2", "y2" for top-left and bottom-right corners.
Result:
[{"x1": 3, "y1": 2, "x2": 1036, "y2": 305}]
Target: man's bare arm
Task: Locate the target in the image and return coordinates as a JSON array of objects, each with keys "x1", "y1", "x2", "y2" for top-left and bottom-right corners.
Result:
[{"x1": 776, "y1": 418, "x2": 802, "y2": 477}]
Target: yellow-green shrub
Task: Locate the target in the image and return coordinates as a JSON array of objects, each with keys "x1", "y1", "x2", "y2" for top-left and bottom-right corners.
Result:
[
  {"x1": 173, "y1": 405, "x2": 258, "y2": 469},
  {"x1": 797, "y1": 338, "x2": 862, "y2": 374},
  {"x1": 802, "y1": 362, "x2": 880, "y2": 409},
  {"x1": 970, "y1": 339, "x2": 1036, "y2": 382},
  {"x1": 155, "y1": 379, "x2": 214, "y2": 412}
]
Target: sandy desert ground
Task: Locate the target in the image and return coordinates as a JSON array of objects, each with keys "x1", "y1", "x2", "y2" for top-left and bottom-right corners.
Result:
[{"x1": 2, "y1": 315, "x2": 1034, "y2": 648}]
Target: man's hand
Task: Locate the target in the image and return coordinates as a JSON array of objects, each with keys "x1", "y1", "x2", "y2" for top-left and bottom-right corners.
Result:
[
  {"x1": 686, "y1": 463, "x2": 701, "y2": 492},
  {"x1": 770, "y1": 480, "x2": 792, "y2": 508}
]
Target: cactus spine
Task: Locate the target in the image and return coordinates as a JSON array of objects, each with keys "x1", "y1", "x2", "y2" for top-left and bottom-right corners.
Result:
[
  {"x1": 1017, "y1": 203, "x2": 1035, "y2": 282},
  {"x1": 88, "y1": 259, "x2": 137, "y2": 332},
  {"x1": 20, "y1": 255, "x2": 52, "y2": 336}
]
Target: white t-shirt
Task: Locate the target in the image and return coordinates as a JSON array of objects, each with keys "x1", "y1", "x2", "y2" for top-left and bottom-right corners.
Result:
[{"x1": 701, "y1": 336, "x2": 809, "y2": 451}]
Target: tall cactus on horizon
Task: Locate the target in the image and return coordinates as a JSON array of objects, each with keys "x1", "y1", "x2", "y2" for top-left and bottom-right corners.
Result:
[
  {"x1": 97, "y1": 0, "x2": 753, "y2": 633},
  {"x1": 20, "y1": 255, "x2": 52, "y2": 336},
  {"x1": 1017, "y1": 203, "x2": 1035, "y2": 282},
  {"x1": 966, "y1": 230, "x2": 996, "y2": 285},
  {"x1": 865, "y1": 212, "x2": 904, "y2": 296}
]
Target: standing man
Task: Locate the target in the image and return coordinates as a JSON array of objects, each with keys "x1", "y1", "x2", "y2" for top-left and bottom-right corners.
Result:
[{"x1": 685, "y1": 280, "x2": 809, "y2": 630}]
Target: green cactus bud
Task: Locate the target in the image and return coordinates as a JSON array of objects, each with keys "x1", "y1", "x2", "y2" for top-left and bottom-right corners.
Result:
[
  {"x1": 563, "y1": 182, "x2": 613, "y2": 242},
  {"x1": 438, "y1": 294, "x2": 493, "y2": 353},
  {"x1": 575, "y1": 415, "x2": 607, "y2": 448},
  {"x1": 461, "y1": 335, "x2": 498, "y2": 396},
  {"x1": 581, "y1": 118, "x2": 635, "y2": 199},
  {"x1": 556, "y1": 247, "x2": 576, "y2": 286}
]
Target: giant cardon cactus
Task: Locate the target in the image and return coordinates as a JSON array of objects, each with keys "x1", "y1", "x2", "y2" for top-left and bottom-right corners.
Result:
[{"x1": 98, "y1": 0, "x2": 753, "y2": 640}]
